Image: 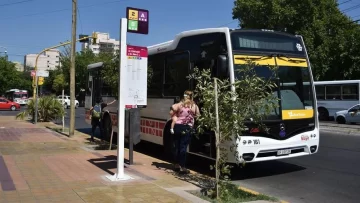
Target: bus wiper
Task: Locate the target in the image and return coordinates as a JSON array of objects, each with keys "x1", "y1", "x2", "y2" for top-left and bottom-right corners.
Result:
[{"x1": 276, "y1": 54, "x2": 306, "y2": 64}]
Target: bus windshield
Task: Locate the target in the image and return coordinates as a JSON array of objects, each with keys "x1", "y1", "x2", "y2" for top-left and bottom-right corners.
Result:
[
  {"x1": 234, "y1": 64, "x2": 314, "y2": 120},
  {"x1": 14, "y1": 93, "x2": 27, "y2": 99}
]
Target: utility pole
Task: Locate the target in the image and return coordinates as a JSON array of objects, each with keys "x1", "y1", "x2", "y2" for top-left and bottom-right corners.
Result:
[{"x1": 69, "y1": 0, "x2": 77, "y2": 136}]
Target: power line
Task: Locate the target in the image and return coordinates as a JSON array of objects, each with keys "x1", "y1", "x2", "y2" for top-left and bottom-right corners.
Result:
[
  {"x1": 342, "y1": 3, "x2": 360, "y2": 12},
  {"x1": 0, "y1": 0, "x2": 34, "y2": 8},
  {"x1": 339, "y1": 0, "x2": 352, "y2": 6},
  {"x1": 0, "y1": 0, "x2": 128, "y2": 21},
  {"x1": 217, "y1": 19, "x2": 238, "y2": 27}
]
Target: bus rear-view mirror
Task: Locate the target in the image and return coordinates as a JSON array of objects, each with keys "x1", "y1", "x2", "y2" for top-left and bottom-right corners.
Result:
[{"x1": 217, "y1": 55, "x2": 228, "y2": 78}]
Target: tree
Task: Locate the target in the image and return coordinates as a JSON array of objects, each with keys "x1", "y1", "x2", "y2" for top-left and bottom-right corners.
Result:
[
  {"x1": 60, "y1": 48, "x2": 100, "y2": 94},
  {"x1": 0, "y1": 57, "x2": 32, "y2": 95},
  {"x1": 52, "y1": 74, "x2": 68, "y2": 94},
  {"x1": 232, "y1": 0, "x2": 360, "y2": 80},
  {"x1": 189, "y1": 63, "x2": 278, "y2": 201}
]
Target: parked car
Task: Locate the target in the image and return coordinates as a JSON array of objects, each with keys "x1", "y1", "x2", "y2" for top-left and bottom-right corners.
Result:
[
  {"x1": 56, "y1": 95, "x2": 79, "y2": 109},
  {"x1": 334, "y1": 104, "x2": 360, "y2": 124},
  {"x1": 0, "y1": 97, "x2": 21, "y2": 111}
]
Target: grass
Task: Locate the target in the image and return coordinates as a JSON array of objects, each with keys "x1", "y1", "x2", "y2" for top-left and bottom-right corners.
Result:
[{"x1": 189, "y1": 182, "x2": 278, "y2": 203}]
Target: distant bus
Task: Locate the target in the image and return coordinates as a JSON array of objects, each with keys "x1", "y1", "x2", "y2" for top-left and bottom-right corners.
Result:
[
  {"x1": 312, "y1": 80, "x2": 360, "y2": 120},
  {"x1": 5, "y1": 89, "x2": 29, "y2": 105}
]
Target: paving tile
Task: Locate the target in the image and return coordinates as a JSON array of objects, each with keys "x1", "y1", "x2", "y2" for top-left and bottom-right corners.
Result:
[{"x1": 0, "y1": 120, "x2": 195, "y2": 203}]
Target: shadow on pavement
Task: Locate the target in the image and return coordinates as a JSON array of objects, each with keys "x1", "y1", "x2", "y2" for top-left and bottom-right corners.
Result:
[
  {"x1": 229, "y1": 160, "x2": 306, "y2": 180},
  {"x1": 138, "y1": 141, "x2": 306, "y2": 181},
  {"x1": 77, "y1": 128, "x2": 92, "y2": 135},
  {"x1": 88, "y1": 155, "x2": 128, "y2": 176}
]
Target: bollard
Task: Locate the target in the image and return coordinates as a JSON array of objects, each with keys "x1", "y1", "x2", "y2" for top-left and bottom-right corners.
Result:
[{"x1": 125, "y1": 108, "x2": 141, "y2": 165}]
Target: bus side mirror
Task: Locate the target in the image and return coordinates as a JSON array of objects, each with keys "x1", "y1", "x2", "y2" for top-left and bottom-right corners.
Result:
[{"x1": 217, "y1": 55, "x2": 228, "y2": 78}]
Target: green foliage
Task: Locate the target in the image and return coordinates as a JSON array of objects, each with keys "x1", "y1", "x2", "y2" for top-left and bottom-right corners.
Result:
[
  {"x1": 189, "y1": 63, "x2": 278, "y2": 199},
  {"x1": 232, "y1": 0, "x2": 360, "y2": 80},
  {"x1": 99, "y1": 51, "x2": 119, "y2": 96},
  {"x1": 52, "y1": 74, "x2": 68, "y2": 93},
  {"x1": 0, "y1": 57, "x2": 32, "y2": 95},
  {"x1": 192, "y1": 182, "x2": 277, "y2": 203},
  {"x1": 60, "y1": 49, "x2": 101, "y2": 94},
  {"x1": 16, "y1": 96, "x2": 65, "y2": 122},
  {"x1": 47, "y1": 48, "x2": 154, "y2": 97}
]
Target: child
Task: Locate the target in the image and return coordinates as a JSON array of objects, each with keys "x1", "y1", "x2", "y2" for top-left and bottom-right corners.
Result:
[{"x1": 170, "y1": 95, "x2": 193, "y2": 134}]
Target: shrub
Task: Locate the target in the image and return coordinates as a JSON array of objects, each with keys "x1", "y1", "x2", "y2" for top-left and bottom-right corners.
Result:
[{"x1": 16, "y1": 96, "x2": 65, "y2": 122}]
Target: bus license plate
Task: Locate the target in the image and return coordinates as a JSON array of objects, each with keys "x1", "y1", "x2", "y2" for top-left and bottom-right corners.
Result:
[{"x1": 277, "y1": 149, "x2": 291, "y2": 156}]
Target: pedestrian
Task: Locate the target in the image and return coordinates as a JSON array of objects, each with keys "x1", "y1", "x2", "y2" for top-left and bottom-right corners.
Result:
[
  {"x1": 169, "y1": 90, "x2": 200, "y2": 173},
  {"x1": 90, "y1": 98, "x2": 116, "y2": 142}
]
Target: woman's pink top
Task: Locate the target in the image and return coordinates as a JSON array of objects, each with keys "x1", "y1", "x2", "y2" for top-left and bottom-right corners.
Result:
[{"x1": 175, "y1": 105, "x2": 196, "y2": 127}]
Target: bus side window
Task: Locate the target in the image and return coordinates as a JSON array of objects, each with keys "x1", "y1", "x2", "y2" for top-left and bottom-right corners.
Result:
[
  {"x1": 315, "y1": 85, "x2": 325, "y2": 100},
  {"x1": 148, "y1": 54, "x2": 164, "y2": 97},
  {"x1": 163, "y1": 51, "x2": 190, "y2": 97}
]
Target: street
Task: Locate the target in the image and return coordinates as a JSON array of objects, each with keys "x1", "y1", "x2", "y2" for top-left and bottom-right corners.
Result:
[
  {"x1": 1, "y1": 108, "x2": 359, "y2": 203},
  {"x1": 230, "y1": 132, "x2": 360, "y2": 203}
]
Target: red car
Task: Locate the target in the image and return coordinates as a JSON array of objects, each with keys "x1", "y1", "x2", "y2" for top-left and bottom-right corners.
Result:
[{"x1": 0, "y1": 97, "x2": 21, "y2": 111}]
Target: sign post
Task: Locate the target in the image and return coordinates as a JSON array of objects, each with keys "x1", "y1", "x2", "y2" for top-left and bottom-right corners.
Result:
[
  {"x1": 106, "y1": 7, "x2": 149, "y2": 181},
  {"x1": 34, "y1": 70, "x2": 49, "y2": 124}
]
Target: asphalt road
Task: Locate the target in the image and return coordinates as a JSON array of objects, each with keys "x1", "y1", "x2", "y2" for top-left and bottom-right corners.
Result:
[
  {"x1": 0, "y1": 106, "x2": 91, "y2": 130},
  {"x1": 1, "y1": 108, "x2": 359, "y2": 203},
  {"x1": 229, "y1": 132, "x2": 360, "y2": 203}
]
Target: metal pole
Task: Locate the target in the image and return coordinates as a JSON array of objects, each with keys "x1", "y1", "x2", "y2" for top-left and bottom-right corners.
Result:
[
  {"x1": 69, "y1": 0, "x2": 77, "y2": 137},
  {"x1": 117, "y1": 18, "x2": 127, "y2": 179},
  {"x1": 34, "y1": 76, "x2": 39, "y2": 124},
  {"x1": 214, "y1": 78, "x2": 220, "y2": 200},
  {"x1": 129, "y1": 110, "x2": 133, "y2": 165},
  {"x1": 62, "y1": 89, "x2": 65, "y2": 132}
]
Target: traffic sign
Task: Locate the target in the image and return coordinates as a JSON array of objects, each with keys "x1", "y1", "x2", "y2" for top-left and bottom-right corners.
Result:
[
  {"x1": 126, "y1": 7, "x2": 149, "y2": 34},
  {"x1": 36, "y1": 70, "x2": 49, "y2": 77}
]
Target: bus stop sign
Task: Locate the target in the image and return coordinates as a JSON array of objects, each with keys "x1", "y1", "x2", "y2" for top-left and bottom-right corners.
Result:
[{"x1": 126, "y1": 7, "x2": 149, "y2": 34}]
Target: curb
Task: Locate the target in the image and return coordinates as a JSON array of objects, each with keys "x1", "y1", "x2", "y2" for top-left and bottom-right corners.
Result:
[
  {"x1": 320, "y1": 127, "x2": 360, "y2": 136},
  {"x1": 44, "y1": 121, "x2": 285, "y2": 203},
  {"x1": 238, "y1": 186, "x2": 289, "y2": 203}
]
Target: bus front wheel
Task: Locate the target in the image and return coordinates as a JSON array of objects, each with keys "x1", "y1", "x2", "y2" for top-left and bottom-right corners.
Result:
[{"x1": 318, "y1": 107, "x2": 329, "y2": 121}]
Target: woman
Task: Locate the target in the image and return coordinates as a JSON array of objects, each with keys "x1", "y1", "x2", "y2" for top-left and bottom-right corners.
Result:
[{"x1": 170, "y1": 90, "x2": 200, "y2": 173}]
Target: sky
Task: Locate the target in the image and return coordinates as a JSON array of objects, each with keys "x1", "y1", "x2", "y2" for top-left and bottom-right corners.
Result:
[{"x1": 0, "y1": 0, "x2": 359, "y2": 63}]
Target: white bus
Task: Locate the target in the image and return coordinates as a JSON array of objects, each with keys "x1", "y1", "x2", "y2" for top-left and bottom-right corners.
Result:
[
  {"x1": 4, "y1": 89, "x2": 29, "y2": 105},
  {"x1": 313, "y1": 80, "x2": 360, "y2": 120},
  {"x1": 85, "y1": 28, "x2": 319, "y2": 163}
]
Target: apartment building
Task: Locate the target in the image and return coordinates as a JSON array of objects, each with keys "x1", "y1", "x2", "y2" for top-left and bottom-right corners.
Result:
[
  {"x1": 24, "y1": 49, "x2": 60, "y2": 71},
  {"x1": 81, "y1": 32, "x2": 119, "y2": 54}
]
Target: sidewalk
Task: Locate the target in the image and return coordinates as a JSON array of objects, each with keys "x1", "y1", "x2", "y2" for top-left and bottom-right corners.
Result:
[
  {"x1": 0, "y1": 117, "x2": 206, "y2": 203},
  {"x1": 0, "y1": 117, "x2": 279, "y2": 203},
  {"x1": 320, "y1": 121, "x2": 360, "y2": 135}
]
